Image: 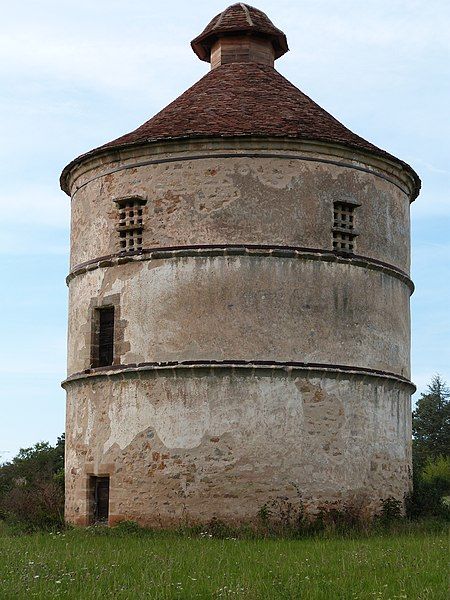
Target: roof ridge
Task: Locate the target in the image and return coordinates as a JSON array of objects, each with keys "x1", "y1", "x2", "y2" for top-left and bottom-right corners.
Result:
[
  {"x1": 240, "y1": 3, "x2": 254, "y2": 26},
  {"x1": 214, "y1": 7, "x2": 227, "y2": 28}
]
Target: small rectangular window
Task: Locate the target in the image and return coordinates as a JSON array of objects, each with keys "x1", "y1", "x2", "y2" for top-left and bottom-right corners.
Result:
[
  {"x1": 332, "y1": 201, "x2": 359, "y2": 252},
  {"x1": 115, "y1": 197, "x2": 146, "y2": 253},
  {"x1": 94, "y1": 306, "x2": 114, "y2": 367}
]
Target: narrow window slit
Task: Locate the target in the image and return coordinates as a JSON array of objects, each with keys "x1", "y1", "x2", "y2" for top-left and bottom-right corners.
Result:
[{"x1": 92, "y1": 306, "x2": 115, "y2": 368}]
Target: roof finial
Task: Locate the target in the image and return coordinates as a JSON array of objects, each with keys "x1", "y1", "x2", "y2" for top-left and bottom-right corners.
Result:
[{"x1": 191, "y1": 3, "x2": 288, "y2": 69}]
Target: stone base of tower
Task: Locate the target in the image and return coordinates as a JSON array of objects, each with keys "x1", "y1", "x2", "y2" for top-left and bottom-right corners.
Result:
[{"x1": 64, "y1": 368, "x2": 412, "y2": 527}]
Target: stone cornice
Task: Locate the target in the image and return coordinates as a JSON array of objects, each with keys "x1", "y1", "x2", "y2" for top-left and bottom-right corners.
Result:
[
  {"x1": 66, "y1": 244, "x2": 414, "y2": 293},
  {"x1": 62, "y1": 360, "x2": 415, "y2": 391},
  {"x1": 60, "y1": 137, "x2": 420, "y2": 202}
]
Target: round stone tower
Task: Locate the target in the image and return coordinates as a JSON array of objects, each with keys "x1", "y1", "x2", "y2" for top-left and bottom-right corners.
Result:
[{"x1": 62, "y1": 3, "x2": 420, "y2": 526}]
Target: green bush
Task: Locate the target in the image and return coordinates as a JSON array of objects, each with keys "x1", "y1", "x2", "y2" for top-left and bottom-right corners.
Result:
[
  {"x1": 405, "y1": 480, "x2": 450, "y2": 520},
  {"x1": 378, "y1": 497, "x2": 402, "y2": 524},
  {"x1": 0, "y1": 436, "x2": 65, "y2": 530},
  {"x1": 421, "y1": 455, "x2": 450, "y2": 492},
  {"x1": 112, "y1": 520, "x2": 144, "y2": 535}
]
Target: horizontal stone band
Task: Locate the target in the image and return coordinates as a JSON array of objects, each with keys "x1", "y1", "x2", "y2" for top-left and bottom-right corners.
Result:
[
  {"x1": 65, "y1": 147, "x2": 417, "y2": 200},
  {"x1": 62, "y1": 359, "x2": 415, "y2": 391},
  {"x1": 67, "y1": 244, "x2": 414, "y2": 292}
]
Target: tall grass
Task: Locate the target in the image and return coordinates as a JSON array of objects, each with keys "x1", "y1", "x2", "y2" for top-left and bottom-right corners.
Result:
[{"x1": 0, "y1": 523, "x2": 447, "y2": 599}]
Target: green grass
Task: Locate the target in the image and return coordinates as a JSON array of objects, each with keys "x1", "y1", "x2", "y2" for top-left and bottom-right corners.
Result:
[{"x1": 0, "y1": 524, "x2": 447, "y2": 599}]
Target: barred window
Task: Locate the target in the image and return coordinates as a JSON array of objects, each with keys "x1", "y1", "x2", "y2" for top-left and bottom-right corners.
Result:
[
  {"x1": 332, "y1": 201, "x2": 359, "y2": 252},
  {"x1": 115, "y1": 197, "x2": 146, "y2": 252}
]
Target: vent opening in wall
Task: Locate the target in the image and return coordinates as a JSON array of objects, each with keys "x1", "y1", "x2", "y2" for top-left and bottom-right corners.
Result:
[
  {"x1": 115, "y1": 197, "x2": 146, "y2": 253},
  {"x1": 92, "y1": 306, "x2": 115, "y2": 367},
  {"x1": 332, "y1": 201, "x2": 359, "y2": 252}
]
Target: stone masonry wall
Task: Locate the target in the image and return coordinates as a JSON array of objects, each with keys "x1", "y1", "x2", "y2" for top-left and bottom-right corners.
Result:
[
  {"x1": 64, "y1": 369, "x2": 412, "y2": 527},
  {"x1": 64, "y1": 139, "x2": 414, "y2": 526},
  {"x1": 67, "y1": 257, "x2": 411, "y2": 378},
  {"x1": 68, "y1": 143, "x2": 411, "y2": 274}
]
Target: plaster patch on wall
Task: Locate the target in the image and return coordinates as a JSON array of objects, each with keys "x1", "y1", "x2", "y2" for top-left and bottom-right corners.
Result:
[
  {"x1": 103, "y1": 375, "x2": 304, "y2": 453},
  {"x1": 84, "y1": 397, "x2": 95, "y2": 445}
]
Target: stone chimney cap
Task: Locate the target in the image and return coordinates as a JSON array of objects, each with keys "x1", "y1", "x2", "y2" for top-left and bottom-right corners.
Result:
[{"x1": 191, "y1": 3, "x2": 289, "y2": 62}]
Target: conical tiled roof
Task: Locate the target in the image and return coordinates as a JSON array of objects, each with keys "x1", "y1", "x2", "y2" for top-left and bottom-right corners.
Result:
[
  {"x1": 98, "y1": 62, "x2": 392, "y2": 155},
  {"x1": 191, "y1": 3, "x2": 288, "y2": 61},
  {"x1": 61, "y1": 4, "x2": 420, "y2": 198}
]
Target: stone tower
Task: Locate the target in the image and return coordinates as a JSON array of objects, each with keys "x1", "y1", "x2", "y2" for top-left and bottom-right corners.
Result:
[{"x1": 62, "y1": 3, "x2": 420, "y2": 526}]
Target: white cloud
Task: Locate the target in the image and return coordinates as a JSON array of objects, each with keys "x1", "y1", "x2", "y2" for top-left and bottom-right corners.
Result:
[
  {"x1": 0, "y1": 185, "x2": 69, "y2": 255},
  {"x1": 411, "y1": 159, "x2": 448, "y2": 175},
  {"x1": 1, "y1": 0, "x2": 447, "y2": 99},
  {"x1": 0, "y1": 231, "x2": 69, "y2": 256},
  {"x1": 0, "y1": 362, "x2": 64, "y2": 376},
  {"x1": 0, "y1": 184, "x2": 69, "y2": 228},
  {"x1": 411, "y1": 242, "x2": 450, "y2": 263},
  {"x1": 0, "y1": 29, "x2": 188, "y2": 92},
  {"x1": 411, "y1": 196, "x2": 450, "y2": 219}
]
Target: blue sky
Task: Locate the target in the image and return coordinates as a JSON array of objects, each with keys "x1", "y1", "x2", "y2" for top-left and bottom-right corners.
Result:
[{"x1": 0, "y1": 0, "x2": 448, "y2": 462}]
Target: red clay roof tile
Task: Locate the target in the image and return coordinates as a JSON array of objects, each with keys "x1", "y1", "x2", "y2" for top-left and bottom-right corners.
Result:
[{"x1": 97, "y1": 62, "x2": 400, "y2": 160}]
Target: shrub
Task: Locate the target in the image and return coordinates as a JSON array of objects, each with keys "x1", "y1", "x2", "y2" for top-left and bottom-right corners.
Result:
[
  {"x1": 255, "y1": 493, "x2": 373, "y2": 537},
  {"x1": 0, "y1": 480, "x2": 64, "y2": 530},
  {"x1": 193, "y1": 517, "x2": 235, "y2": 539},
  {"x1": 421, "y1": 456, "x2": 450, "y2": 493},
  {"x1": 378, "y1": 497, "x2": 402, "y2": 524},
  {"x1": 0, "y1": 436, "x2": 65, "y2": 530},
  {"x1": 112, "y1": 520, "x2": 143, "y2": 535},
  {"x1": 405, "y1": 480, "x2": 450, "y2": 520}
]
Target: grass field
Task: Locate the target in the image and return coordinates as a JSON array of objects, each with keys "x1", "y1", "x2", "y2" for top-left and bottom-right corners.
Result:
[{"x1": 0, "y1": 524, "x2": 447, "y2": 599}]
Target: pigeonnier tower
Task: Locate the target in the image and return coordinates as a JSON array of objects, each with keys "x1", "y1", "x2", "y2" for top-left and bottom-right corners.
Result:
[{"x1": 62, "y1": 3, "x2": 420, "y2": 526}]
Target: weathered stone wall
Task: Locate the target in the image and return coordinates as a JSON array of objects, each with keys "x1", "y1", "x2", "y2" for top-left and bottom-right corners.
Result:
[
  {"x1": 64, "y1": 369, "x2": 412, "y2": 526},
  {"x1": 64, "y1": 138, "x2": 415, "y2": 525},
  {"x1": 67, "y1": 257, "x2": 410, "y2": 377},
  {"x1": 67, "y1": 140, "x2": 412, "y2": 273}
]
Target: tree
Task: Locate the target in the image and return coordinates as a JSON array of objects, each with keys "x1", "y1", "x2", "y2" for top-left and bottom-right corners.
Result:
[
  {"x1": 412, "y1": 375, "x2": 450, "y2": 471},
  {"x1": 0, "y1": 435, "x2": 65, "y2": 529}
]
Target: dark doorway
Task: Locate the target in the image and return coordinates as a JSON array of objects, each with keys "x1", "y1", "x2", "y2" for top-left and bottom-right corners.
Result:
[{"x1": 91, "y1": 476, "x2": 110, "y2": 523}]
